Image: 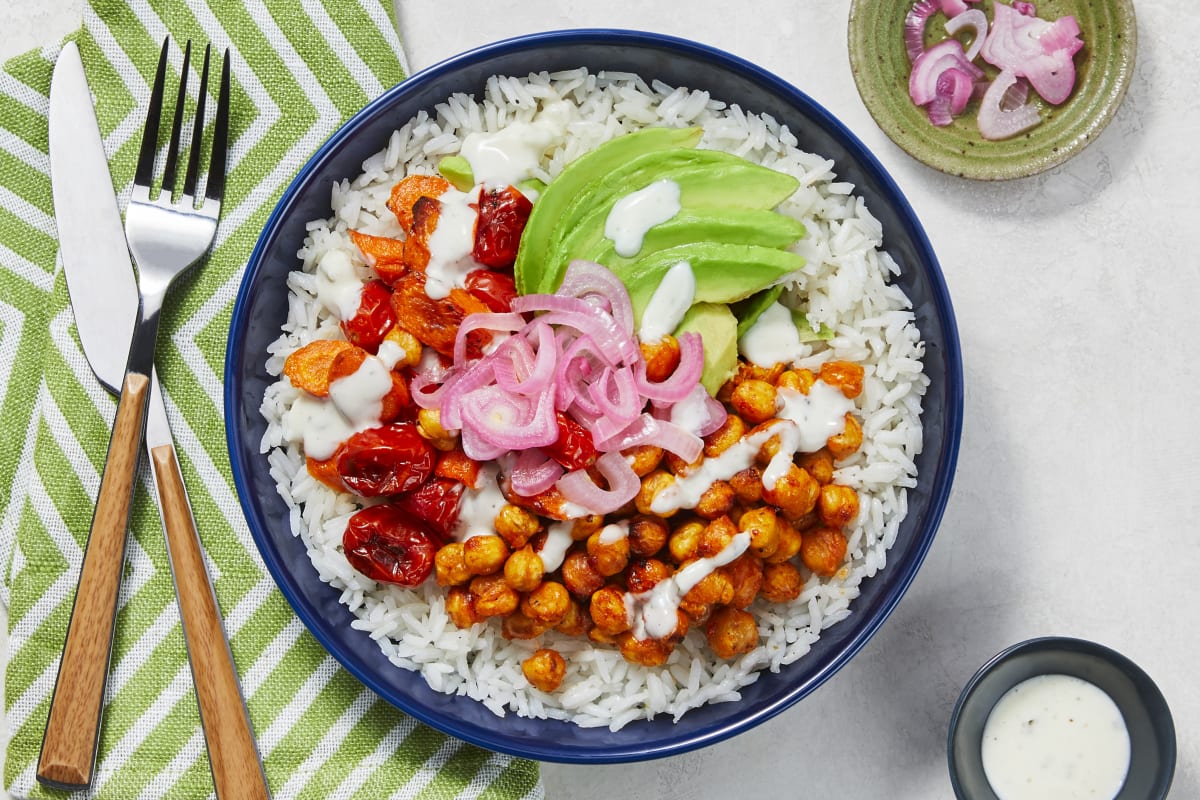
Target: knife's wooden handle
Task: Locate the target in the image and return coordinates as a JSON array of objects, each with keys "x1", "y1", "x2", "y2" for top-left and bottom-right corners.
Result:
[
  {"x1": 38, "y1": 372, "x2": 150, "y2": 790},
  {"x1": 150, "y1": 443, "x2": 271, "y2": 800}
]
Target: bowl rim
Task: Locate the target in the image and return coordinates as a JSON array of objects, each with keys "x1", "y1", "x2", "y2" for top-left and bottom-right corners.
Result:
[
  {"x1": 225, "y1": 27, "x2": 964, "y2": 762},
  {"x1": 947, "y1": 635, "x2": 1177, "y2": 799}
]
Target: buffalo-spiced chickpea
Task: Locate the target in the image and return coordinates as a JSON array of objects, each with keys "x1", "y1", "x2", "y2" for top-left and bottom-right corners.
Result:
[{"x1": 522, "y1": 648, "x2": 567, "y2": 692}]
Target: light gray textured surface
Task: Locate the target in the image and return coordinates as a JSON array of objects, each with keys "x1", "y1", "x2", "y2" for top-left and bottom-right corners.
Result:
[{"x1": 3, "y1": 2, "x2": 1197, "y2": 798}]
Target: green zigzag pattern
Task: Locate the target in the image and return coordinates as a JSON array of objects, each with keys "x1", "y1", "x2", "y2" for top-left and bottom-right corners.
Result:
[{"x1": 0, "y1": 1, "x2": 543, "y2": 798}]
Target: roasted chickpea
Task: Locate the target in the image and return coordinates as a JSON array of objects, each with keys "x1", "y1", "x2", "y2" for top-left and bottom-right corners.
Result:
[
  {"x1": 800, "y1": 527, "x2": 848, "y2": 577},
  {"x1": 469, "y1": 574, "x2": 520, "y2": 618},
  {"x1": 561, "y1": 549, "x2": 605, "y2": 598},
  {"x1": 587, "y1": 526, "x2": 631, "y2": 576},
  {"x1": 667, "y1": 519, "x2": 706, "y2": 564},
  {"x1": 503, "y1": 545, "x2": 545, "y2": 592},
  {"x1": 463, "y1": 534, "x2": 509, "y2": 575},
  {"x1": 698, "y1": 516, "x2": 738, "y2": 558},
  {"x1": 553, "y1": 597, "x2": 589, "y2": 636},
  {"x1": 416, "y1": 407, "x2": 457, "y2": 450},
  {"x1": 502, "y1": 610, "x2": 550, "y2": 640},
  {"x1": 493, "y1": 503, "x2": 541, "y2": 549},
  {"x1": 635, "y1": 470, "x2": 677, "y2": 517},
  {"x1": 765, "y1": 517, "x2": 804, "y2": 564},
  {"x1": 729, "y1": 466, "x2": 764, "y2": 504},
  {"x1": 616, "y1": 633, "x2": 673, "y2": 666},
  {"x1": 762, "y1": 463, "x2": 820, "y2": 520},
  {"x1": 640, "y1": 334, "x2": 681, "y2": 383},
  {"x1": 735, "y1": 361, "x2": 785, "y2": 385},
  {"x1": 819, "y1": 360, "x2": 865, "y2": 399},
  {"x1": 797, "y1": 448, "x2": 835, "y2": 485},
  {"x1": 624, "y1": 444, "x2": 665, "y2": 477},
  {"x1": 776, "y1": 368, "x2": 815, "y2": 394},
  {"x1": 625, "y1": 558, "x2": 671, "y2": 595},
  {"x1": 705, "y1": 606, "x2": 759, "y2": 659},
  {"x1": 731, "y1": 379, "x2": 778, "y2": 424},
  {"x1": 692, "y1": 479, "x2": 735, "y2": 520},
  {"x1": 445, "y1": 586, "x2": 479, "y2": 628},
  {"x1": 759, "y1": 561, "x2": 803, "y2": 603},
  {"x1": 570, "y1": 514, "x2": 605, "y2": 541},
  {"x1": 664, "y1": 451, "x2": 703, "y2": 477},
  {"x1": 703, "y1": 414, "x2": 747, "y2": 458},
  {"x1": 751, "y1": 419, "x2": 790, "y2": 463},
  {"x1": 738, "y1": 506, "x2": 780, "y2": 560},
  {"x1": 722, "y1": 553, "x2": 764, "y2": 609},
  {"x1": 380, "y1": 326, "x2": 423, "y2": 369},
  {"x1": 434, "y1": 542, "x2": 472, "y2": 586},
  {"x1": 523, "y1": 581, "x2": 570, "y2": 626},
  {"x1": 679, "y1": 565, "x2": 735, "y2": 620},
  {"x1": 826, "y1": 413, "x2": 863, "y2": 461},
  {"x1": 819, "y1": 484, "x2": 860, "y2": 529},
  {"x1": 522, "y1": 648, "x2": 567, "y2": 692},
  {"x1": 628, "y1": 516, "x2": 669, "y2": 557},
  {"x1": 589, "y1": 585, "x2": 632, "y2": 635}
]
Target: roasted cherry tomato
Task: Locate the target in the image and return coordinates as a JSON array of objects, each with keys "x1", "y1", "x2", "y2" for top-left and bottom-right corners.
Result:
[
  {"x1": 341, "y1": 279, "x2": 396, "y2": 353},
  {"x1": 336, "y1": 423, "x2": 436, "y2": 497},
  {"x1": 543, "y1": 411, "x2": 598, "y2": 471},
  {"x1": 464, "y1": 269, "x2": 518, "y2": 313},
  {"x1": 395, "y1": 477, "x2": 464, "y2": 538},
  {"x1": 342, "y1": 504, "x2": 438, "y2": 586},
  {"x1": 472, "y1": 186, "x2": 532, "y2": 269}
]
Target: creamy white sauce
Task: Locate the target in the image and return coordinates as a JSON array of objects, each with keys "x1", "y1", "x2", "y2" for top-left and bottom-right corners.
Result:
[
  {"x1": 626, "y1": 532, "x2": 750, "y2": 640},
  {"x1": 738, "y1": 301, "x2": 807, "y2": 367},
  {"x1": 375, "y1": 339, "x2": 405, "y2": 370},
  {"x1": 537, "y1": 521, "x2": 575, "y2": 573},
  {"x1": 981, "y1": 674, "x2": 1131, "y2": 800},
  {"x1": 638, "y1": 260, "x2": 695, "y2": 343},
  {"x1": 315, "y1": 248, "x2": 364, "y2": 321},
  {"x1": 597, "y1": 522, "x2": 629, "y2": 545},
  {"x1": 459, "y1": 101, "x2": 571, "y2": 187},
  {"x1": 775, "y1": 382, "x2": 852, "y2": 453},
  {"x1": 605, "y1": 179, "x2": 681, "y2": 258},
  {"x1": 670, "y1": 384, "x2": 717, "y2": 436},
  {"x1": 451, "y1": 464, "x2": 508, "y2": 542},
  {"x1": 282, "y1": 353, "x2": 393, "y2": 460},
  {"x1": 424, "y1": 185, "x2": 481, "y2": 300}
]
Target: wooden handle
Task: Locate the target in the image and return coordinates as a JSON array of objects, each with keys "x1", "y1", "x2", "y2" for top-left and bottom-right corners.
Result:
[
  {"x1": 150, "y1": 443, "x2": 271, "y2": 800},
  {"x1": 38, "y1": 372, "x2": 151, "y2": 790}
]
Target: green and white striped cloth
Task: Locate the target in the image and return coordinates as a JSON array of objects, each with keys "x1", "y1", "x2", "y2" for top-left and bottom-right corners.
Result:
[{"x1": 0, "y1": 1, "x2": 543, "y2": 797}]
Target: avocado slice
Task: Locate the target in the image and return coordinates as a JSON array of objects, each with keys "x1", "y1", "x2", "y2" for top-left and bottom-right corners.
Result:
[
  {"x1": 731, "y1": 285, "x2": 786, "y2": 339},
  {"x1": 541, "y1": 152, "x2": 801, "y2": 293},
  {"x1": 438, "y1": 156, "x2": 475, "y2": 191},
  {"x1": 623, "y1": 242, "x2": 805, "y2": 325},
  {"x1": 514, "y1": 126, "x2": 704, "y2": 295},
  {"x1": 676, "y1": 302, "x2": 739, "y2": 397},
  {"x1": 582, "y1": 208, "x2": 805, "y2": 272}
]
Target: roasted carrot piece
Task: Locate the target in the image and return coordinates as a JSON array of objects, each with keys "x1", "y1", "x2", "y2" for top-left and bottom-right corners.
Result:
[
  {"x1": 349, "y1": 229, "x2": 408, "y2": 285},
  {"x1": 306, "y1": 453, "x2": 346, "y2": 492},
  {"x1": 436, "y1": 448, "x2": 480, "y2": 487},
  {"x1": 390, "y1": 272, "x2": 488, "y2": 359},
  {"x1": 387, "y1": 174, "x2": 451, "y2": 230},
  {"x1": 379, "y1": 370, "x2": 413, "y2": 424},
  {"x1": 327, "y1": 346, "x2": 369, "y2": 385},
  {"x1": 283, "y1": 339, "x2": 357, "y2": 397},
  {"x1": 401, "y1": 195, "x2": 443, "y2": 273}
]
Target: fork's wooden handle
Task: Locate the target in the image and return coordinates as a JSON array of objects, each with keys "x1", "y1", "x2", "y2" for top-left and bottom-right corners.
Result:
[
  {"x1": 38, "y1": 372, "x2": 151, "y2": 790},
  {"x1": 150, "y1": 443, "x2": 271, "y2": 800}
]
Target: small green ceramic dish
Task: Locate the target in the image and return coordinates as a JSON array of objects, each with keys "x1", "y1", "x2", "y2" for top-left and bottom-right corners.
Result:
[{"x1": 848, "y1": 0, "x2": 1136, "y2": 180}]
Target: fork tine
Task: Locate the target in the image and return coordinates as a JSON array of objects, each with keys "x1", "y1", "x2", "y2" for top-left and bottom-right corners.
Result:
[
  {"x1": 134, "y1": 39, "x2": 171, "y2": 190},
  {"x1": 160, "y1": 41, "x2": 192, "y2": 197},
  {"x1": 205, "y1": 49, "x2": 232, "y2": 204},
  {"x1": 182, "y1": 44, "x2": 212, "y2": 199}
]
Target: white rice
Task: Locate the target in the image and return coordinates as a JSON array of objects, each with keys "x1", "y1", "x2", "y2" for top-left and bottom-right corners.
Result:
[{"x1": 259, "y1": 68, "x2": 928, "y2": 730}]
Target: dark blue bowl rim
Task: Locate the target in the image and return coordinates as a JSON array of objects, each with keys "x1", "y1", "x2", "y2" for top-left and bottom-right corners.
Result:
[
  {"x1": 225, "y1": 28, "x2": 964, "y2": 763},
  {"x1": 946, "y1": 636, "x2": 1178, "y2": 797}
]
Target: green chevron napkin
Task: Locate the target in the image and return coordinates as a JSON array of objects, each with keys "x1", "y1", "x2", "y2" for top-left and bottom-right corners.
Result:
[{"x1": 0, "y1": 1, "x2": 543, "y2": 798}]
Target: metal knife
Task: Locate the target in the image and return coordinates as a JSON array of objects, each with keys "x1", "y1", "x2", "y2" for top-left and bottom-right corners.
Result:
[{"x1": 40, "y1": 40, "x2": 270, "y2": 799}]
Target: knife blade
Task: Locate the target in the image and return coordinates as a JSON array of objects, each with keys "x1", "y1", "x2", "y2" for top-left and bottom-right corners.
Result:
[{"x1": 41, "y1": 41, "x2": 270, "y2": 799}]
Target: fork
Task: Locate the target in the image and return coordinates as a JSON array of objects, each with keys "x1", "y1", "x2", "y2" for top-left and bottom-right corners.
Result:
[{"x1": 36, "y1": 40, "x2": 259, "y2": 794}]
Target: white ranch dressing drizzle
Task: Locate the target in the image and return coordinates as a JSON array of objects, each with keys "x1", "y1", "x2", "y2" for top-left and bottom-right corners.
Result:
[
  {"x1": 451, "y1": 464, "x2": 508, "y2": 542},
  {"x1": 638, "y1": 260, "x2": 695, "y2": 343},
  {"x1": 315, "y1": 248, "x2": 364, "y2": 321},
  {"x1": 281, "y1": 353, "x2": 393, "y2": 460},
  {"x1": 424, "y1": 185, "x2": 482, "y2": 300},
  {"x1": 981, "y1": 674, "x2": 1131, "y2": 800},
  {"x1": 537, "y1": 521, "x2": 575, "y2": 573},
  {"x1": 460, "y1": 100, "x2": 572, "y2": 187},
  {"x1": 650, "y1": 380, "x2": 852, "y2": 515},
  {"x1": 597, "y1": 522, "x2": 629, "y2": 545},
  {"x1": 669, "y1": 384, "x2": 716, "y2": 436},
  {"x1": 604, "y1": 179, "x2": 681, "y2": 258},
  {"x1": 625, "y1": 532, "x2": 750, "y2": 640},
  {"x1": 738, "y1": 301, "x2": 808, "y2": 367},
  {"x1": 375, "y1": 339, "x2": 405, "y2": 370}
]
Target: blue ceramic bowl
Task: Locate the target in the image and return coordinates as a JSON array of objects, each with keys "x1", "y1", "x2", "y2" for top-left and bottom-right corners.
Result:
[{"x1": 225, "y1": 29, "x2": 963, "y2": 763}]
